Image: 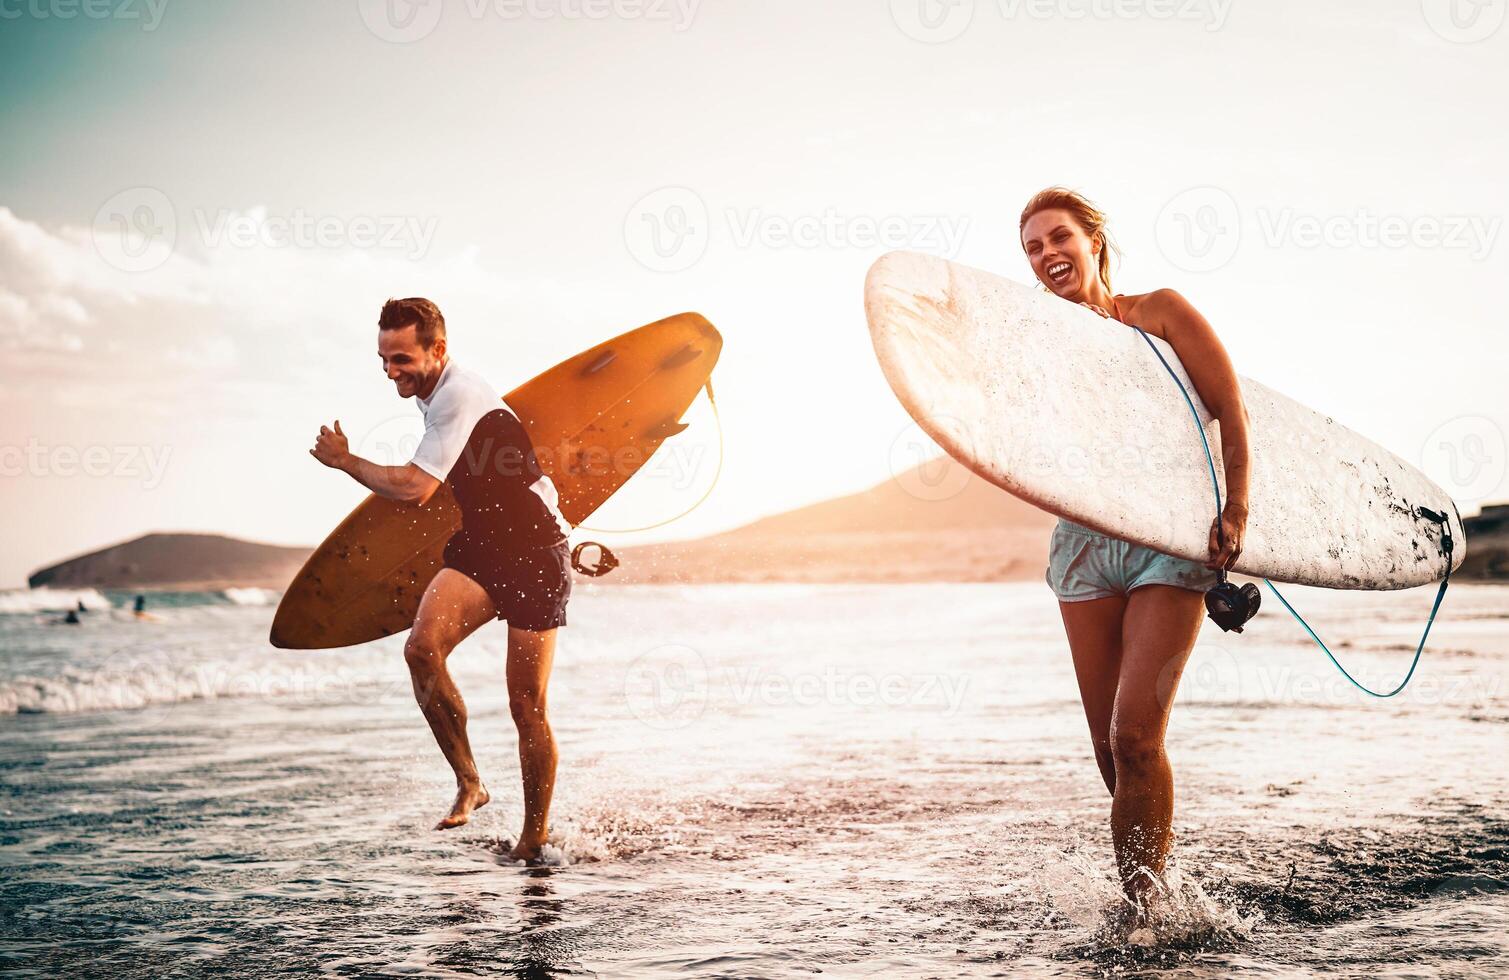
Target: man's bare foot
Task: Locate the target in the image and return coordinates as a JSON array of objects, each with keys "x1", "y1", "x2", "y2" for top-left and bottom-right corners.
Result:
[
  {"x1": 507, "y1": 837, "x2": 546, "y2": 862},
  {"x1": 435, "y1": 781, "x2": 489, "y2": 830}
]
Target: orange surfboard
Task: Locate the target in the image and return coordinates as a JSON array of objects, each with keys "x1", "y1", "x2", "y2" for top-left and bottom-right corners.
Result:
[{"x1": 270, "y1": 313, "x2": 722, "y2": 649}]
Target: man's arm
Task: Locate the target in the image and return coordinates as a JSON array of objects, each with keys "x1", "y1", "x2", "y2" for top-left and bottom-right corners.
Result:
[{"x1": 311, "y1": 420, "x2": 442, "y2": 505}]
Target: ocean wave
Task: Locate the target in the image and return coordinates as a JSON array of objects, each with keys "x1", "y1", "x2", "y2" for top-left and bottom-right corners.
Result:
[
  {"x1": 0, "y1": 654, "x2": 405, "y2": 717},
  {"x1": 0, "y1": 587, "x2": 111, "y2": 615},
  {"x1": 0, "y1": 663, "x2": 209, "y2": 715},
  {"x1": 0, "y1": 587, "x2": 285, "y2": 617},
  {"x1": 221, "y1": 587, "x2": 278, "y2": 606}
]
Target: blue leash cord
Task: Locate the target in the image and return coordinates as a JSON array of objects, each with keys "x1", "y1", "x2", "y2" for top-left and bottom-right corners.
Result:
[{"x1": 1131, "y1": 326, "x2": 1454, "y2": 699}]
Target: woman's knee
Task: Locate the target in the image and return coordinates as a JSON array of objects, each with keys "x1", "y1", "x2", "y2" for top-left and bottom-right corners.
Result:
[{"x1": 1110, "y1": 722, "x2": 1165, "y2": 773}]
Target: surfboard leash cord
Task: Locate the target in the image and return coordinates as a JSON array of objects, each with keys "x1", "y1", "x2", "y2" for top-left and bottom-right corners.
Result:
[{"x1": 1131, "y1": 325, "x2": 1455, "y2": 699}]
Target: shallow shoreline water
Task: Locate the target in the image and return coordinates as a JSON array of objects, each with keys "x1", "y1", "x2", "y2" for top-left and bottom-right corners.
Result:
[{"x1": 3, "y1": 583, "x2": 1507, "y2": 977}]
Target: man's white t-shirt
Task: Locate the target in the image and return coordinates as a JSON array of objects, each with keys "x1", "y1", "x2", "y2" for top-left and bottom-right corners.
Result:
[{"x1": 412, "y1": 359, "x2": 571, "y2": 548}]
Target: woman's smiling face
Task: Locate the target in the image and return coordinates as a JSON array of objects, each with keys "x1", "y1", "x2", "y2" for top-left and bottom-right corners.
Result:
[{"x1": 1021, "y1": 207, "x2": 1102, "y2": 301}]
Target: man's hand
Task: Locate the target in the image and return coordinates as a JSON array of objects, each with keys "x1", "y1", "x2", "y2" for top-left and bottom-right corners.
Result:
[{"x1": 310, "y1": 420, "x2": 351, "y2": 471}]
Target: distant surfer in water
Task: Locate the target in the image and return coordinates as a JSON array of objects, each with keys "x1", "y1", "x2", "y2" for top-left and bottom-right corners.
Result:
[
  {"x1": 1019, "y1": 188, "x2": 1252, "y2": 906},
  {"x1": 310, "y1": 297, "x2": 572, "y2": 861}
]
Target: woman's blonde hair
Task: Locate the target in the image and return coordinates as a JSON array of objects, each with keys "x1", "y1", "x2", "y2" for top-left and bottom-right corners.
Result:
[{"x1": 1019, "y1": 186, "x2": 1120, "y2": 295}]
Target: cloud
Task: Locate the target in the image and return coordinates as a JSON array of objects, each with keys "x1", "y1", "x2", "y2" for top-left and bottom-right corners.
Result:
[{"x1": 0, "y1": 204, "x2": 537, "y2": 416}]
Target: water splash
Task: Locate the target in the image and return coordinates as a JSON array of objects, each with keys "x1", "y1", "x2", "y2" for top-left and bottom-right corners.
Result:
[{"x1": 1034, "y1": 843, "x2": 1261, "y2": 959}]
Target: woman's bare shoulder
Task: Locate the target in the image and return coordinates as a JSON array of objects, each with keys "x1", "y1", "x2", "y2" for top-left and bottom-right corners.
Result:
[{"x1": 1114, "y1": 289, "x2": 1200, "y2": 337}]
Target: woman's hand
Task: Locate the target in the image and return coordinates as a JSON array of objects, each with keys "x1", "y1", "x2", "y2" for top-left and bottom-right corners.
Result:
[
  {"x1": 1206, "y1": 501, "x2": 1247, "y2": 572},
  {"x1": 1080, "y1": 301, "x2": 1110, "y2": 318}
]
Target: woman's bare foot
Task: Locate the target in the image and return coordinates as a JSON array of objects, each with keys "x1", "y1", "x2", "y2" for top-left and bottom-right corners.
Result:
[
  {"x1": 435, "y1": 781, "x2": 489, "y2": 830},
  {"x1": 507, "y1": 836, "x2": 546, "y2": 862}
]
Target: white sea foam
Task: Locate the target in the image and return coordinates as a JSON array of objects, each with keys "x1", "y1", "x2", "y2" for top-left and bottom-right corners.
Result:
[
  {"x1": 0, "y1": 587, "x2": 111, "y2": 615},
  {"x1": 0, "y1": 662, "x2": 207, "y2": 715},
  {"x1": 222, "y1": 587, "x2": 278, "y2": 606},
  {"x1": 1034, "y1": 845, "x2": 1261, "y2": 950},
  {"x1": 0, "y1": 651, "x2": 406, "y2": 716}
]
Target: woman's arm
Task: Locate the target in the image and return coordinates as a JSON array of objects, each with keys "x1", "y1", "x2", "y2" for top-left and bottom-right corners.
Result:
[{"x1": 1144, "y1": 289, "x2": 1251, "y2": 571}]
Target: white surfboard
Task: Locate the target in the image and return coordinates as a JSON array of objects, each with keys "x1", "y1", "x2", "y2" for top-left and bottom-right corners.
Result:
[{"x1": 865, "y1": 251, "x2": 1463, "y2": 590}]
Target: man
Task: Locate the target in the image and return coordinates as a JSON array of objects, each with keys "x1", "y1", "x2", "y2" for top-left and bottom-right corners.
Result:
[{"x1": 310, "y1": 297, "x2": 572, "y2": 861}]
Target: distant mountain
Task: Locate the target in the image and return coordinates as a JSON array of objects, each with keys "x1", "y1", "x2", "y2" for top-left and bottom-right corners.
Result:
[
  {"x1": 24, "y1": 481, "x2": 1506, "y2": 592},
  {"x1": 603, "y1": 457, "x2": 1058, "y2": 584},
  {"x1": 1461, "y1": 504, "x2": 1509, "y2": 580},
  {"x1": 27, "y1": 533, "x2": 310, "y2": 591}
]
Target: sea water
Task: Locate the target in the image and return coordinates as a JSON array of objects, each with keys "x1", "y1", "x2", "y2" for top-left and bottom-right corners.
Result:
[{"x1": 2, "y1": 582, "x2": 1506, "y2": 977}]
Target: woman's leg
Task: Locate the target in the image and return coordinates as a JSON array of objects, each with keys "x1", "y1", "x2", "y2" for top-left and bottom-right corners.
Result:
[
  {"x1": 1110, "y1": 584, "x2": 1205, "y2": 900},
  {"x1": 1058, "y1": 596, "x2": 1129, "y2": 794},
  {"x1": 506, "y1": 624, "x2": 559, "y2": 861}
]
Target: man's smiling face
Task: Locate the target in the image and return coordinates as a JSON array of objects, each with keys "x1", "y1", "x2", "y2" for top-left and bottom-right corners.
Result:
[{"x1": 378, "y1": 322, "x2": 447, "y2": 399}]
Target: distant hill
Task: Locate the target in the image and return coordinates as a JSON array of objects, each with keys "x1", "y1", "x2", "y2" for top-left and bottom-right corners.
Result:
[
  {"x1": 603, "y1": 457, "x2": 1057, "y2": 583},
  {"x1": 23, "y1": 480, "x2": 1507, "y2": 592},
  {"x1": 1461, "y1": 504, "x2": 1509, "y2": 580},
  {"x1": 27, "y1": 533, "x2": 310, "y2": 591}
]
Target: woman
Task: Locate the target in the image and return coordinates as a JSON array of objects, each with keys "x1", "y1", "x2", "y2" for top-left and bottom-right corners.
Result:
[{"x1": 1018, "y1": 187, "x2": 1252, "y2": 904}]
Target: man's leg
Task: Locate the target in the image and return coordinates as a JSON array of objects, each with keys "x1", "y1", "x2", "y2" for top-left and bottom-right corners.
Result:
[
  {"x1": 505, "y1": 625, "x2": 558, "y2": 861},
  {"x1": 1110, "y1": 584, "x2": 1205, "y2": 902},
  {"x1": 405, "y1": 568, "x2": 500, "y2": 830}
]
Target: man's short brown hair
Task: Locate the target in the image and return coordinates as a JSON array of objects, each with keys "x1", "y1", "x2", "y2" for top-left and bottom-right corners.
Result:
[{"x1": 378, "y1": 297, "x2": 446, "y2": 350}]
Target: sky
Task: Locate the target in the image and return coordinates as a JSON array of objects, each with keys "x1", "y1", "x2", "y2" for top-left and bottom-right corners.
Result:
[{"x1": 2, "y1": 0, "x2": 1507, "y2": 588}]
